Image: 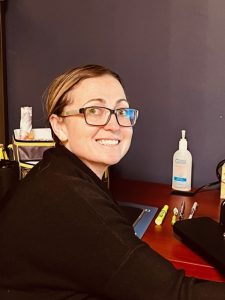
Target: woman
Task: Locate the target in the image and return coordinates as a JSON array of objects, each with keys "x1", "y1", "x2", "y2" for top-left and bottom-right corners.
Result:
[{"x1": 0, "y1": 64, "x2": 224, "y2": 299}]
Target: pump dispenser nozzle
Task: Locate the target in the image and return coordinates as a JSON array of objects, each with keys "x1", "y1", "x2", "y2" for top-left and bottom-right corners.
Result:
[{"x1": 179, "y1": 129, "x2": 187, "y2": 150}]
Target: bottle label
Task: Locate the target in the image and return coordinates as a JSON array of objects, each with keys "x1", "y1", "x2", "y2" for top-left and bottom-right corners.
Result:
[
  {"x1": 174, "y1": 176, "x2": 187, "y2": 182},
  {"x1": 175, "y1": 158, "x2": 186, "y2": 164},
  {"x1": 172, "y1": 158, "x2": 191, "y2": 191}
]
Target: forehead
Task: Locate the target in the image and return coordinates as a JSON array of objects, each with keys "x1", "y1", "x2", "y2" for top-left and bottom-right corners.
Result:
[{"x1": 68, "y1": 75, "x2": 126, "y2": 105}]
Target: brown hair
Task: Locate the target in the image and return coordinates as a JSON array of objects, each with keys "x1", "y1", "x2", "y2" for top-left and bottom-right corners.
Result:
[{"x1": 44, "y1": 64, "x2": 123, "y2": 120}]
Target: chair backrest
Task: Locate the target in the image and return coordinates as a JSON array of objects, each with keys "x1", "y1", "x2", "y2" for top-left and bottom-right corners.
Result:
[{"x1": 0, "y1": 159, "x2": 20, "y2": 203}]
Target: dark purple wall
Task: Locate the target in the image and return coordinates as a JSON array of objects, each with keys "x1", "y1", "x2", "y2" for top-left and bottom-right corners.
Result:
[{"x1": 5, "y1": 0, "x2": 225, "y2": 187}]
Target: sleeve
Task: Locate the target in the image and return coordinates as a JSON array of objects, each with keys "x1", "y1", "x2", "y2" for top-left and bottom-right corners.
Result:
[
  {"x1": 102, "y1": 243, "x2": 225, "y2": 300},
  {"x1": 10, "y1": 175, "x2": 225, "y2": 300}
]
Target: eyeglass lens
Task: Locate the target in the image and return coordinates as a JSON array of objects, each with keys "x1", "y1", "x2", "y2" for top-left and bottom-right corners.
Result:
[{"x1": 84, "y1": 107, "x2": 137, "y2": 126}]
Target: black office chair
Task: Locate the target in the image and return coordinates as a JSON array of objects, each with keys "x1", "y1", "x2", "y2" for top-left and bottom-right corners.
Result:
[{"x1": 0, "y1": 160, "x2": 20, "y2": 209}]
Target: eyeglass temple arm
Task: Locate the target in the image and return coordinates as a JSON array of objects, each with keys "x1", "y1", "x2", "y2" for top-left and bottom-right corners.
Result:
[{"x1": 60, "y1": 109, "x2": 80, "y2": 117}]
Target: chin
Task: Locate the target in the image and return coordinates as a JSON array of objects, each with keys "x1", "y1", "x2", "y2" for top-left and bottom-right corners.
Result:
[
  {"x1": 94, "y1": 150, "x2": 128, "y2": 167},
  {"x1": 102, "y1": 157, "x2": 123, "y2": 166}
]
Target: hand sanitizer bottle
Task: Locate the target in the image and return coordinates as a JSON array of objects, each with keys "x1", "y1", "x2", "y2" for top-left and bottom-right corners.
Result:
[{"x1": 172, "y1": 130, "x2": 192, "y2": 191}]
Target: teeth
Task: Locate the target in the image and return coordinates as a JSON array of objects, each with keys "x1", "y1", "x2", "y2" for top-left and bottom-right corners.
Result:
[{"x1": 98, "y1": 139, "x2": 119, "y2": 145}]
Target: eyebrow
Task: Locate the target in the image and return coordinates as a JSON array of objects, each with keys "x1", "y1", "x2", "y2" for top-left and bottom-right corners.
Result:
[{"x1": 83, "y1": 98, "x2": 129, "y2": 106}]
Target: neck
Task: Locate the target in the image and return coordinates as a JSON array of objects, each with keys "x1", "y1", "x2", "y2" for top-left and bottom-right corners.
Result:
[{"x1": 80, "y1": 159, "x2": 108, "y2": 180}]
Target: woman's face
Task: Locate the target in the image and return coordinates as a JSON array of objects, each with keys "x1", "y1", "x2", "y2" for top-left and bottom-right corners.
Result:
[{"x1": 50, "y1": 75, "x2": 133, "y2": 178}]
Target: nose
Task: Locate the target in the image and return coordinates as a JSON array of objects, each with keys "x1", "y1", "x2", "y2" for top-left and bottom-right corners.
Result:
[{"x1": 104, "y1": 113, "x2": 120, "y2": 131}]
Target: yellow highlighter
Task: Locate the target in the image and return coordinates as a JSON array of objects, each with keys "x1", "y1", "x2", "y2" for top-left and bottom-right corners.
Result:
[{"x1": 155, "y1": 205, "x2": 169, "y2": 225}]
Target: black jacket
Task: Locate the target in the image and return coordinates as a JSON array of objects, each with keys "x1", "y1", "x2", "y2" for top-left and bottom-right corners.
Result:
[{"x1": 0, "y1": 145, "x2": 224, "y2": 299}]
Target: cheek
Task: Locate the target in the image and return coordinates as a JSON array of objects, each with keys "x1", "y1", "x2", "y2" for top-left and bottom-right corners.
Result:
[
  {"x1": 66, "y1": 122, "x2": 98, "y2": 146},
  {"x1": 122, "y1": 129, "x2": 133, "y2": 151},
  {"x1": 125, "y1": 128, "x2": 133, "y2": 142},
  {"x1": 65, "y1": 119, "x2": 84, "y2": 139},
  {"x1": 64, "y1": 121, "x2": 83, "y2": 149}
]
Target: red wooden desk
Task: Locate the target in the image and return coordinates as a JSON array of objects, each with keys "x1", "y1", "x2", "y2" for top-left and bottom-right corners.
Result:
[{"x1": 110, "y1": 178, "x2": 225, "y2": 283}]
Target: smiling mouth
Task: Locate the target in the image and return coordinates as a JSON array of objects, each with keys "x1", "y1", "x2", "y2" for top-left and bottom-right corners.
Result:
[{"x1": 97, "y1": 139, "x2": 120, "y2": 146}]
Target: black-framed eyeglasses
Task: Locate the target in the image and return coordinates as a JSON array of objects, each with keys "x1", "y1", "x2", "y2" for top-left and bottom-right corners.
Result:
[{"x1": 60, "y1": 106, "x2": 139, "y2": 127}]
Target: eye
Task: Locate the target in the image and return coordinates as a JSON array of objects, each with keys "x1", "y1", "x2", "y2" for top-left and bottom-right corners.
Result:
[
  {"x1": 118, "y1": 108, "x2": 129, "y2": 117},
  {"x1": 86, "y1": 107, "x2": 102, "y2": 115}
]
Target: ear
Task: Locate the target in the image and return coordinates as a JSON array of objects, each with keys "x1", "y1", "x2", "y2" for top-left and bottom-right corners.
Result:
[{"x1": 49, "y1": 114, "x2": 68, "y2": 143}]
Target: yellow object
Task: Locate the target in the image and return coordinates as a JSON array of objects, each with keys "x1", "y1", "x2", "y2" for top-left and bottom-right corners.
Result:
[
  {"x1": 220, "y1": 163, "x2": 225, "y2": 199},
  {"x1": 171, "y1": 215, "x2": 176, "y2": 225},
  {"x1": 0, "y1": 144, "x2": 9, "y2": 160},
  {"x1": 12, "y1": 128, "x2": 55, "y2": 179},
  {"x1": 155, "y1": 205, "x2": 169, "y2": 225},
  {"x1": 171, "y1": 207, "x2": 178, "y2": 225}
]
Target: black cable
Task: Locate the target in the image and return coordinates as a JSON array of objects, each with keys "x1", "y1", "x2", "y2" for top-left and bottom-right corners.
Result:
[{"x1": 191, "y1": 180, "x2": 220, "y2": 195}]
